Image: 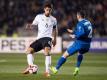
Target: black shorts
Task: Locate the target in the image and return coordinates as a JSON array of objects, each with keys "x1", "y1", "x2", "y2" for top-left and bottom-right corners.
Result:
[{"x1": 30, "y1": 37, "x2": 52, "y2": 52}]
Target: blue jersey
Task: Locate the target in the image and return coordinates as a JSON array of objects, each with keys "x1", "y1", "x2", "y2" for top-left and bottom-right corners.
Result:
[
  {"x1": 67, "y1": 19, "x2": 93, "y2": 55},
  {"x1": 74, "y1": 19, "x2": 93, "y2": 43}
]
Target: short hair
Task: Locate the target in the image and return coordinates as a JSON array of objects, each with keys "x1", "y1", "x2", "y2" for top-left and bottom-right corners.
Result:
[
  {"x1": 44, "y1": 2, "x2": 53, "y2": 9},
  {"x1": 77, "y1": 10, "x2": 86, "y2": 18}
]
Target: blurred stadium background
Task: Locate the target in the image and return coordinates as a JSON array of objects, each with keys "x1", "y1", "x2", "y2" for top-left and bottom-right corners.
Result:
[
  {"x1": 0, "y1": 0, "x2": 107, "y2": 80},
  {"x1": 0, "y1": 0, "x2": 107, "y2": 37}
]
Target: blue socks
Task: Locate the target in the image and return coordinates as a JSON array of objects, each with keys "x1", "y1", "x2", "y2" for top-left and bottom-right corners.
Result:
[
  {"x1": 76, "y1": 54, "x2": 83, "y2": 67},
  {"x1": 56, "y1": 56, "x2": 66, "y2": 70},
  {"x1": 55, "y1": 54, "x2": 83, "y2": 70}
]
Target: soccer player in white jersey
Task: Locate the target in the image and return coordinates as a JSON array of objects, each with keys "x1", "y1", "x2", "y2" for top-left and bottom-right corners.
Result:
[{"x1": 23, "y1": 2, "x2": 57, "y2": 77}]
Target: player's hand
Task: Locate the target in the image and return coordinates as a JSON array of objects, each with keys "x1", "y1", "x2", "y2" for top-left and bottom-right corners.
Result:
[
  {"x1": 69, "y1": 34, "x2": 75, "y2": 38},
  {"x1": 67, "y1": 29, "x2": 73, "y2": 33},
  {"x1": 25, "y1": 24, "x2": 33, "y2": 30},
  {"x1": 52, "y1": 40, "x2": 56, "y2": 47}
]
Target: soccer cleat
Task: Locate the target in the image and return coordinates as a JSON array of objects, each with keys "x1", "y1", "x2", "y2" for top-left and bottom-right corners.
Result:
[
  {"x1": 73, "y1": 67, "x2": 79, "y2": 76},
  {"x1": 23, "y1": 66, "x2": 30, "y2": 74},
  {"x1": 44, "y1": 72, "x2": 51, "y2": 77},
  {"x1": 49, "y1": 66, "x2": 58, "y2": 74},
  {"x1": 23, "y1": 65, "x2": 32, "y2": 74}
]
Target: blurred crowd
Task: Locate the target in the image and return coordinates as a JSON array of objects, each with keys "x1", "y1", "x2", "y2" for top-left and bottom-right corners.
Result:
[{"x1": 0, "y1": 0, "x2": 107, "y2": 37}]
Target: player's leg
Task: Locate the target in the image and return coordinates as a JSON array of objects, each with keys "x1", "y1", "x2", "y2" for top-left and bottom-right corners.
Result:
[
  {"x1": 44, "y1": 47, "x2": 51, "y2": 77},
  {"x1": 23, "y1": 47, "x2": 35, "y2": 74},
  {"x1": 73, "y1": 48, "x2": 89, "y2": 76},
  {"x1": 76, "y1": 52, "x2": 83, "y2": 68},
  {"x1": 73, "y1": 52, "x2": 83, "y2": 76},
  {"x1": 50, "y1": 51, "x2": 69, "y2": 74},
  {"x1": 23, "y1": 40, "x2": 42, "y2": 74},
  {"x1": 26, "y1": 40, "x2": 41, "y2": 66},
  {"x1": 26, "y1": 47, "x2": 35, "y2": 66},
  {"x1": 42, "y1": 38, "x2": 52, "y2": 77},
  {"x1": 50, "y1": 42, "x2": 79, "y2": 74}
]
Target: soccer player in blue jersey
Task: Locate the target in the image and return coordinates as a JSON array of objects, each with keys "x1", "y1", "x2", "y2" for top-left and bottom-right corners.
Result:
[{"x1": 50, "y1": 10, "x2": 93, "y2": 76}]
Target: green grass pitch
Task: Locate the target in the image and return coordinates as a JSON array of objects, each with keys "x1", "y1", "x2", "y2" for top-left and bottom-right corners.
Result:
[{"x1": 0, "y1": 53, "x2": 107, "y2": 80}]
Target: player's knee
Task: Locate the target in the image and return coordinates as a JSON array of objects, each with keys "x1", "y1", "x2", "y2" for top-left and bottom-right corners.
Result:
[
  {"x1": 44, "y1": 47, "x2": 51, "y2": 56},
  {"x1": 26, "y1": 47, "x2": 34, "y2": 54},
  {"x1": 78, "y1": 52, "x2": 83, "y2": 55},
  {"x1": 62, "y1": 51, "x2": 70, "y2": 58},
  {"x1": 44, "y1": 51, "x2": 50, "y2": 56},
  {"x1": 45, "y1": 46, "x2": 51, "y2": 50},
  {"x1": 45, "y1": 53, "x2": 50, "y2": 56}
]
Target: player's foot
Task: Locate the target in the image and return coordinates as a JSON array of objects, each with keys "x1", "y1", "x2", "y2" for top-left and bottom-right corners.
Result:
[
  {"x1": 22, "y1": 66, "x2": 30, "y2": 74},
  {"x1": 44, "y1": 72, "x2": 51, "y2": 77},
  {"x1": 73, "y1": 67, "x2": 79, "y2": 76},
  {"x1": 49, "y1": 66, "x2": 58, "y2": 74}
]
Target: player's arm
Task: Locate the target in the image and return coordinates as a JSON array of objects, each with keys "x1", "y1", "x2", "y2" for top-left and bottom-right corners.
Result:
[
  {"x1": 52, "y1": 25, "x2": 58, "y2": 47},
  {"x1": 66, "y1": 22, "x2": 76, "y2": 38},
  {"x1": 67, "y1": 29, "x2": 73, "y2": 33},
  {"x1": 26, "y1": 24, "x2": 36, "y2": 30},
  {"x1": 66, "y1": 25, "x2": 76, "y2": 38},
  {"x1": 67, "y1": 29, "x2": 75, "y2": 38},
  {"x1": 75, "y1": 25, "x2": 85, "y2": 38},
  {"x1": 26, "y1": 15, "x2": 39, "y2": 30},
  {"x1": 68, "y1": 25, "x2": 85, "y2": 38}
]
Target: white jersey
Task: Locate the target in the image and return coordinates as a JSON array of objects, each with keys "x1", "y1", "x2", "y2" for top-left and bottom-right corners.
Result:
[{"x1": 32, "y1": 14, "x2": 57, "y2": 39}]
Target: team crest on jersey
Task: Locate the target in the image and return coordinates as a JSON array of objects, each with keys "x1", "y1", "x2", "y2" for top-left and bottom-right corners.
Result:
[{"x1": 42, "y1": 19, "x2": 44, "y2": 21}]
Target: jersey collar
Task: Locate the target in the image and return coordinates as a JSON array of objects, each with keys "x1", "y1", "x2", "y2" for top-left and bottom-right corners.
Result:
[
  {"x1": 78, "y1": 18, "x2": 85, "y2": 22},
  {"x1": 44, "y1": 13, "x2": 51, "y2": 18}
]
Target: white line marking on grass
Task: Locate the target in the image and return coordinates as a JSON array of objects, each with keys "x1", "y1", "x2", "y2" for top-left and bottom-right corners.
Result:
[{"x1": 0, "y1": 59, "x2": 7, "y2": 63}]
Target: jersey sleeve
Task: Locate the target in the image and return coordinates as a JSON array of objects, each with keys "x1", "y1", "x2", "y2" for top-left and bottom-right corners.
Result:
[
  {"x1": 32, "y1": 15, "x2": 39, "y2": 25},
  {"x1": 53, "y1": 18, "x2": 57, "y2": 29},
  {"x1": 74, "y1": 24, "x2": 85, "y2": 38}
]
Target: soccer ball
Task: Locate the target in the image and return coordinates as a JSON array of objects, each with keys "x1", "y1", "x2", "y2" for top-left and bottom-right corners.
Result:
[{"x1": 28, "y1": 65, "x2": 38, "y2": 74}]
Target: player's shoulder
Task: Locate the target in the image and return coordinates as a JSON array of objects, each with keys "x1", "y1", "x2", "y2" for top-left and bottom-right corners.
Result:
[
  {"x1": 50, "y1": 15, "x2": 57, "y2": 21},
  {"x1": 78, "y1": 19, "x2": 91, "y2": 25},
  {"x1": 83, "y1": 19, "x2": 90, "y2": 22},
  {"x1": 83, "y1": 19, "x2": 91, "y2": 25},
  {"x1": 36, "y1": 13, "x2": 44, "y2": 17}
]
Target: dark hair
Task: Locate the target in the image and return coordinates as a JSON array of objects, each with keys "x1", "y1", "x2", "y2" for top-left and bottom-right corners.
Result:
[
  {"x1": 44, "y1": 2, "x2": 53, "y2": 9},
  {"x1": 77, "y1": 10, "x2": 86, "y2": 18}
]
